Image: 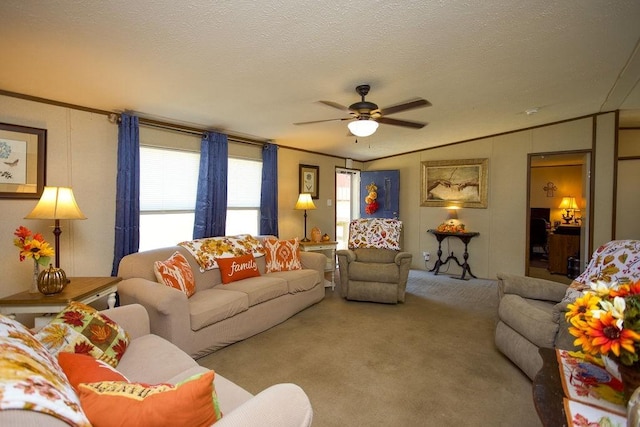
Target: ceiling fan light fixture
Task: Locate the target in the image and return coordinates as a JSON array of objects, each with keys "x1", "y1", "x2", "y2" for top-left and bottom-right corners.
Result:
[{"x1": 348, "y1": 119, "x2": 378, "y2": 137}]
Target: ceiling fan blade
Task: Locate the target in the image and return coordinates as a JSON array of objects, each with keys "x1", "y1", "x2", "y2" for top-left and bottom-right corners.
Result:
[
  {"x1": 379, "y1": 99, "x2": 431, "y2": 116},
  {"x1": 318, "y1": 100, "x2": 351, "y2": 112},
  {"x1": 377, "y1": 117, "x2": 427, "y2": 129},
  {"x1": 294, "y1": 117, "x2": 352, "y2": 125}
]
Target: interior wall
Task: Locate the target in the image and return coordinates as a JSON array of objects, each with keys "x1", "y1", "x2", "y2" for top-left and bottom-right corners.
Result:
[
  {"x1": 530, "y1": 165, "x2": 583, "y2": 225},
  {"x1": 364, "y1": 116, "x2": 613, "y2": 279},
  {"x1": 616, "y1": 129, "x2": 640, "y2": 240}
]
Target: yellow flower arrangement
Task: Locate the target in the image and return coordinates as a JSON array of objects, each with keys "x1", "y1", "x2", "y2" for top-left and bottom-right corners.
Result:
[
  {"x1": 13, "y1": 225, "x2": 54, "y2": 266},
  {"x1": 566, "y1": 280, "x2": 640, "y2": 366}
]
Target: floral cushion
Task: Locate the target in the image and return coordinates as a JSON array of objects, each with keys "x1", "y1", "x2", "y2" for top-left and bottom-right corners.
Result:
[
  {"x1": 0, "y1": 314, "x2": 91, "y2": 426},
  {"x1": 264, "y1": 238, "x2": 302, "y2": 273},
  {"x1": 35, "y1": 301, "x2": 130, "y2": 368},
  {"x1": 154, "y1": 251, "x2": 196, "y2": 297},
  {"x1": 179, "y1": 234, "x2": 265, "y2": 272},
  {"x1": 348, "y1": 218, "x2": 403, "y2": 250}
]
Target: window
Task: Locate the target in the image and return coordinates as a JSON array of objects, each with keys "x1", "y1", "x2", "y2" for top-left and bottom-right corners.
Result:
[
  {"x1": 226, "y1": 158, "x2": 262, "y2": 236},
  {"x1": 139, "y1": 146, "x2": 262, "y2": 250},
  {"x1": 139, "y1": 146, "x2": 199, "y2": 250}
]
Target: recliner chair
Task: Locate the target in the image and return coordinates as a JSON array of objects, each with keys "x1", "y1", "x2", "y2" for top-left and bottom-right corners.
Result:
[
  {"x1": 495, "y1": 240, "x2": 640, "y2": 380},
  {"x1": 336, "y1": 218, "x2": 412, "y2": 304}
]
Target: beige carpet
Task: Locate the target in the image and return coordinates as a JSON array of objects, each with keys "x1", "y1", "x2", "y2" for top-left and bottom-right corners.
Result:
[{"x1": 198, "y1": 271, "x2": 542, "y2": 426}]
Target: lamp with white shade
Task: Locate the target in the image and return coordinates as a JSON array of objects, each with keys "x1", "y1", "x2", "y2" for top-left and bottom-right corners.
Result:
[
  {"x1": 25, "y1": 186, "x2": 87, "y2": 270},
  {"x1": 294, "y1": 193, "x2": 316, "y2": 242}
]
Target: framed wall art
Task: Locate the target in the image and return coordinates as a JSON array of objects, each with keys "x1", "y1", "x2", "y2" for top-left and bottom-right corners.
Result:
[
  {"x1": 0, "y1": 122, "x2": 47, "y2": 199},
  {"x1": 299, "y1": 164, "x2": 319, "y2": 199},
  {"x1": 421, "y1": 158, "x2": 488, "y2": 208}
]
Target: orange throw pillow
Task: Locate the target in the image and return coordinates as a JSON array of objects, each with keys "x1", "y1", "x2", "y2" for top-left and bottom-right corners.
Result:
[
  {"x1": 153, "y1": 251, "x2": 196, "y2": 297},
  {"x1": 58, "y1": 352, "x2": 128, "y2": 393},
  {"x1": 78, "y1": 371, "x2": 222, "y2": 427},
  {"x1": 215, "y1": 254, "x2": 261, "y2": 284},
  {"x1": 264, "y1": 238, "x2": 302, "y2": 273}
]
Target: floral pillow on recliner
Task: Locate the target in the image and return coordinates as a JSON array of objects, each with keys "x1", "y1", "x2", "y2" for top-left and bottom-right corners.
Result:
[{"x1": 348, "y1": 218, "x2": 402, "y2": 251}]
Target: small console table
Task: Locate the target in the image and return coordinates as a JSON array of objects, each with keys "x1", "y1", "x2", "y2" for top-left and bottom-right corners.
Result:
[{"x1": 427, "y1": 229, "x2": 479, "y2": 280}]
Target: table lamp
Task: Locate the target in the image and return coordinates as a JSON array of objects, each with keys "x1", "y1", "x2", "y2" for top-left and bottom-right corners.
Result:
[
  {"x1": 294, "y1": 193, "x2": 316, "y2": 242},
  {"x1": 558, "y1": 196, "x2": 578, "y2": 224},
  {"x1": 25, "y1": 186, "x2": 87, "y2": 270}
]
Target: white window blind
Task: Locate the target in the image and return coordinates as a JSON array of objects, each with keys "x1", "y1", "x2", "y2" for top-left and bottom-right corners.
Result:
[{"x1": 227, "y1": 158, "x2": 262, "y2": 208}]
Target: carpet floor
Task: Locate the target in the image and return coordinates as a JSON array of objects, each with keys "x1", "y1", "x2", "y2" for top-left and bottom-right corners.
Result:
[{"x1": 198, "y1": 270, "x2": 542, "y2": 426}]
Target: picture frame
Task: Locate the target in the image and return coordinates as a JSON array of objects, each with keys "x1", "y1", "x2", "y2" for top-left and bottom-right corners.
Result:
[
  {"x1": 420, "y1": 158, "x2": 488, "y2": 208},
  {"x1": 299, "y1": 164, "x2": 319, "y2": 199},
  {"x1": 0, "y1": 122, "x2": 47, "y2": 199}
]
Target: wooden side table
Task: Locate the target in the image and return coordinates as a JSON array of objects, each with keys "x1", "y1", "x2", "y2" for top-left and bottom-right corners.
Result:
[
  {"x1": 427, "y1": 229, "x2": 480, "y2": 280},
  {"x1": 299, "y1": 241, "x2": 337, "y2": 290},
  {"x1": 0, "y1": 277, "x2": 121, "y2": 319}
]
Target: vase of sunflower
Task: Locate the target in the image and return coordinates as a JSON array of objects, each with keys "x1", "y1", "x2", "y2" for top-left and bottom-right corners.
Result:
[
  {"x1": 566, "y1": 279, "x2": 640, "y2": 402},
  {"x1": 13, "y1": 226, "x2": 55, "y2": 294}
]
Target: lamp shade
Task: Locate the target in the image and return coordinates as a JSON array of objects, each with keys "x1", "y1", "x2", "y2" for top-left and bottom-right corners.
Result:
[
  {"x1": 348, "y1": 119, "x2": 379, "y2": 137},
  {"x1": 25, "y1": 187, "x2": 87, "y2": 220},
  {"x1": 558, "y1": 196, "x2": 578, "y2": 210},
  {"x1": 295, "y1": 193, "x2": 316, "y2": 210}
]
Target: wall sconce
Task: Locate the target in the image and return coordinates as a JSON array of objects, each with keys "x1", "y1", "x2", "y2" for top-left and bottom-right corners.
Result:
[
  {"x1": 25, "y1": 186, "x2": 87, "y2": 271},
  {"x1": 558, "y1": 196, "x2": 578, "y2": 224},
  {"x1": 294, "y1": 193, "x2": 316, "y2": 242}
]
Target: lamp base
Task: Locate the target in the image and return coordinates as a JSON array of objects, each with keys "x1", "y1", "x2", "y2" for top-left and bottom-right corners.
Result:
[{"x1": 300, "y1": 237, "x2": 311, "y2": 242}]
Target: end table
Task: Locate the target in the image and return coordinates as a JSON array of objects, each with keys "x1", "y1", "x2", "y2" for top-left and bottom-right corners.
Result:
[
  {"x1": 0, "y1": 277, "x2": 120, "y2": 319},
  {"x1": 299, "y1": 241, "x2": 337, "y2": 290}
]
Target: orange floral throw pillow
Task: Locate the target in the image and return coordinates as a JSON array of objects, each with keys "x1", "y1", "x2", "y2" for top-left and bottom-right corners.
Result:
[
  {"x1": 77, "y1": 371, "x2": 222, "y2": 427},
  {"x1": 58, "y1": 352, "x2": 128, "y2": 393},
  {"x1": 35, "y1": 301, "x2": 130, "y2": 368},
  {"x1": 153, "y1": 251, "x2": 196, "y2": 298},
  {"x1": 215, "y1": 254, "x2": 261, "y2": 284},
  {"x1": 264, "y1": 238, "x2": 302, "y2": 273}
]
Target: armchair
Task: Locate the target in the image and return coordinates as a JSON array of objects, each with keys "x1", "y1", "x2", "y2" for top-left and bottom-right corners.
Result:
[
  {"x1": 495, "y1": 240, "x2": 640, "y2": 380},
  {"x1": 336, "y1": 218, "x2": 412, "y2": 304}
]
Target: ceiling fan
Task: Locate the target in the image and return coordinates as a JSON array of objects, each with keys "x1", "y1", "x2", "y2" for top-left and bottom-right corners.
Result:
[{"x1": 294, "y1": 84, "x2": 431, "y2": 137}]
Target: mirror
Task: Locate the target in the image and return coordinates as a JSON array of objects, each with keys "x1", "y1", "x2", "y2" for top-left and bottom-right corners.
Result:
[{"x1": 527, "y1": 151, "x2": 591, "y2": 284}]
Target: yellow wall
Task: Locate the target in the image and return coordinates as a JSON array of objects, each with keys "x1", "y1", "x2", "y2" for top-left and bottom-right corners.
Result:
[
  {"x1": 0, "y1": 93, "x2": 621, "y2": 298},
  {"x1": 530, "y1": 165, "x2": 583, "y2": 225}
]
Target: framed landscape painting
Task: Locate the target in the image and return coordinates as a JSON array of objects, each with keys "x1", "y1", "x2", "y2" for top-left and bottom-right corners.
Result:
[
  {"x1": 0, "y1": 123, "x2": 46, "y2": 199},
  {"x1": 420, "y1": 158, "x2": 488, "y2": 208}
]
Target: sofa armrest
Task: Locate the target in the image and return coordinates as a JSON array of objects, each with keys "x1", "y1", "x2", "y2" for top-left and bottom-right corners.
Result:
[
  {"x1": 300, "y1": 251, "x2": 326, "y2": 280},
  {"x1": 117, "y1": 278, "x2": 192, "y2": 352},
  {"x1": 497, "y1": 272, "x2": 569, "y2": 302},
  {"x1": 336, "y1": 249, "x2": 355, "y2": 263},
  {"x1": 394, "y1": 252, "x2": 412, "y2": 265},
  {"x1": 101, "y1": 303, "x2": 150, "y2": 339},
  {"x1": 216, "y1": 383, "x2": 312, "y2": 427}
]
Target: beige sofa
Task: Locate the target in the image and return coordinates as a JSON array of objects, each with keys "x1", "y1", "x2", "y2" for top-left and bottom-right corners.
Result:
[
  {"x1": 0, "y1": 304, "x2": 313, "y2": 426},
  {"x1": 117, "y1": 242, "x2": 326, "y2": 358}
]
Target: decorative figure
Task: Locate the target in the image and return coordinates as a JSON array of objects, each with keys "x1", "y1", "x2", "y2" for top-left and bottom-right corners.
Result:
[{"x1": 543, "y1": 182, "x2": 557, "y2": 197}]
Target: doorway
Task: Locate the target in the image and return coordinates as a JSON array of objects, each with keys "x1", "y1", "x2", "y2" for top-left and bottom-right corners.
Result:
[
  {"x1": 526, "y1": 151, "x2": 591, "y2": 284},
  {"x1": 335, "y1": 168, "x2": 360, "y2": 250}
]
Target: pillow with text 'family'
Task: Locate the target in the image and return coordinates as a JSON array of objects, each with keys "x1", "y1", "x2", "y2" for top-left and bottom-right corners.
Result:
[{"x1": 215, "y1": 253, "x2": 261, "y2": 284}]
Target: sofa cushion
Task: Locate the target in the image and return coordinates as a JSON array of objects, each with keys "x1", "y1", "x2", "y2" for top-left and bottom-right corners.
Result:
[
  {"x1": 349, "y1": 261, "x2": 400, "y2": 283},
  {"x1": 179, "y1": 235, "x2": 265, "y2": 272},
  {"x1": 0, "y1": 314, "x2": 91, "y2": 426},
  {"x1": 264, "y1": 238, "x2": 302, "y2": 273},
  {"x1": 267, "y1": 269, "x2": 321, "y2": 293},
  {"x1": 35, "y1": 301, "x2": 130, "y2": 368},
  {"x1": 498, "y1": 294, "x2": 558, "y2": 348},
  {"x1": 153, "y1": 251, "x2": 196, "y2": 297},
  {"x1": 78, "y1": 371, "x2": 221, "y2": 427},
  {"x1": 58, "y1": 353, "x2": 128, "y2": 393},
  {"x1": 216, "y1": 253, "x2": 261, "y2": 284},
  {"x1": 353, "y1": 248, "x2": 398, "y2": 263},
  {"x1": 214, "y1": 276, "x2": 289, "y2": 307},
  {"x1": 189, "y1": 289, "x2": 249, "y2": 331}
]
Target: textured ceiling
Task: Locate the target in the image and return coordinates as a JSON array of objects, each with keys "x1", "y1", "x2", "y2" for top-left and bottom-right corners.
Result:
[{"x1": 1, "y1": 1, "x2": 639, "y2": 161}]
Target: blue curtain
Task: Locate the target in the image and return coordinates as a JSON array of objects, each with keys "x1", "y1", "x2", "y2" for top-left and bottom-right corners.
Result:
[
  {"x1": 193, "y1": 131, "x2": 228, "y2": 238},
  {"x1": 260, "y1": 143, "x2": 279, "y2": 236},
  {"x1": 111, "y1": 113, "x2": 140, "y2": 276}
]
